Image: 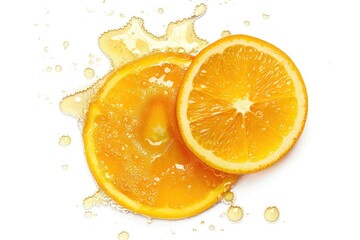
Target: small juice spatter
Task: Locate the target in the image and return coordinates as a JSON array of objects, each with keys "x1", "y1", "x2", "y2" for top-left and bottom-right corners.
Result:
[
  {"x1": 227, "y1": 206, "x2": 243, "y2": 222},
  {"x1": 59, "y1": 135, "x2": 71, "y2": 146},
  {"x1": 243, "y1": 20, "x2": 250, "y2": 26},
  {"x1": 209, "y1": 224, "x2": 215, "y2": 231},
  {"x1": 221, "y1": 190, "x2": 235, "y2": 204},
  {"x1": 157, "y1": 8, "x2": 164, "y2": 14},
  {"x1": 262, "y1": 14, "x2": 270, "y2": 20},
  {"x1": 46, "y1": 67, "x2": 52, "y2": 72},
  {"x1": 200, "y1": 220, "x2": 205, "y2": 224},
  {"x1": 61, "y1": 164, "x2": 69, "y2": 171},
  {"x1": 221, "y1": 30, "x2": 231, "y2": 38},
  {"x1": 44, "y1": 46, "x2": 49, "y2": 52},
  {"x1": 63, "y1": 41, "x2": 69, "y2": 50},
  {"x1": 55, "y1": 65, "x2": 62, "y2": 72},
  {"x1": 84, "y1": 68, "x2": 95, "y2": 79},
  {"x1": 264, "y1": 206, "x2": 279, "y2": 222},
  {"x1": 83, "y1": 189, "x2": 129, "y2": 213},
  {"x1": 118, "y1": 231, "x2": 129, "y2": 240}
]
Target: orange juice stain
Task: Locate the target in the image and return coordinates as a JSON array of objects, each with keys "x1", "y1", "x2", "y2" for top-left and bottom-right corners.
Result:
[{"x1": 60, "y1": 3, "x2": 208, "y2": 121}]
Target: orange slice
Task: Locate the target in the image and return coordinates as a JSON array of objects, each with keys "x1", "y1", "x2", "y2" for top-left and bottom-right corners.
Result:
[
  {"x1": 83, "y1": 52, "x2": 238, "y2": 219},
  {"x1": 177, "y1": 35, "x2": 308, "y2": 174}
]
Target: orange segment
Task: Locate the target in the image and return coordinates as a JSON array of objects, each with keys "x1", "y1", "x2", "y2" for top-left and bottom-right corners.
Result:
[
  {"x1": 177, "y1": 35, "x2": 308, "y2": 174},
  {"x1": 83, "y1": 52, "x2": 238, "y2": 219}
]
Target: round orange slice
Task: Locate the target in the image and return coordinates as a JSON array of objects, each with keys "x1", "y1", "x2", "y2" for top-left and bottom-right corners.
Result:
[
  {"x1": 83, "y1": 52, "x2": 238, "y2": 219},
  {"x1": 177, "y1": 35, "x2": 308, "y2": 174}
]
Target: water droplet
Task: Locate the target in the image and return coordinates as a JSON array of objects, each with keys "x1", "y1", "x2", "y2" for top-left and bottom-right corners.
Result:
[
  {"x1": 55, "y1": 65, "x2": 62, "y2": 72},
  {"x1": 63, "y1": 41, "x2": 69, "y2": 50},
  {"x1": 44, "y1": 46, "x2": 49, "y2": 52},
  {"x1": 46, "y1": 66, "x2": 52, "y2": 72},
  {"x1": 84, "y1": 68, "x2": 95, "y2": 79},
  {"x1": 118, "y1": 231, "x2": 129, "y2": 240},
  {"x1": 243, "y1": 20, "x2": 250, "y2": 26},
  {"x1": 59, "y1": 135, "x2": 71, "y2": 146},
  {"x1": 264, "y1": 206, "x2": 279, "y2": 222},
  {"x1": 209, "y1": 224, "x2": 215, "y2": 231},
  {"x1": 227, "y1": 206, "x2": 243, "y2": 222}
]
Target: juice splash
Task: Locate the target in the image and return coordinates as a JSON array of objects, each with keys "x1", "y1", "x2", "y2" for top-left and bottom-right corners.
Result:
[{"x1": 60, "y1": 3, "x2": 208, "y2": 121}]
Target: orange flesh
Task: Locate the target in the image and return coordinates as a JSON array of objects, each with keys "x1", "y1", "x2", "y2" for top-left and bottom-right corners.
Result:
[
  {"x1": 187, "y1": 44, "x2": 298, "y2": 162},
  {"x1": 83, "y1": 53, "x2": 237, "y2": 218}
]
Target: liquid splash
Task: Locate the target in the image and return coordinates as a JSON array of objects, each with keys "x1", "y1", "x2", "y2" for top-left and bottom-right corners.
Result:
[{"x1": 60, "y1": 4, "x2": 208, "y2": 121}]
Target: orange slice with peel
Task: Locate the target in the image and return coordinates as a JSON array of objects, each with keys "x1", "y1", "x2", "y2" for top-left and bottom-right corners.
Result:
[
  {"x1": 83, "y1": 52, "x2": 238, "y2": 219},
  {"x1": 177, "y1": 35, "x2": 308, "y2": 174}
]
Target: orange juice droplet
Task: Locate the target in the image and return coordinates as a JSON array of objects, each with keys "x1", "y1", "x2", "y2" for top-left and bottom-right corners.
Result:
[
  {"x1": 262, "y1": 13, "x2": 270, "y2": 20},
  {"x1": 227, "y1": 206, "x2": 243, "y2": 222},
  {"x1": 118, "y1": 231, "x2": 129, "y2": 240},
  {"x1": 63, "y1": 41, "x2": 70, "y2": 50},
  {"x1": 157, "y1": 8, "x2": 164, "y2": 14},
  {"x1": 221, "y1": 30, "x2": 231, "y2": 38},
  {"x1": 55, "y1": 65, "x2": 62, "y2": 72},
  {"x1": 84, "y1": 68, "x2": 95, "y2": 79},
  {"x1": 59, "y1": 135, "x2": 71, "y2": 146},
  {"x1": 60, "y1": 4, "x2": 208, "y2": 121},
  {"x1": 222, "y1": 190, "x2": 235, "y2": 204},
  {"x1": 264, "y1": 206, "x2": 279, "y2": 222},
  {"x1": 61, "y1": 164, "x2": 69, "y2": 170}
]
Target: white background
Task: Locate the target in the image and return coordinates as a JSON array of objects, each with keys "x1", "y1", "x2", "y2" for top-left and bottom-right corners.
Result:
[{"x1": 1, "y1": 0, "x2": 360, "y2": 239}]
